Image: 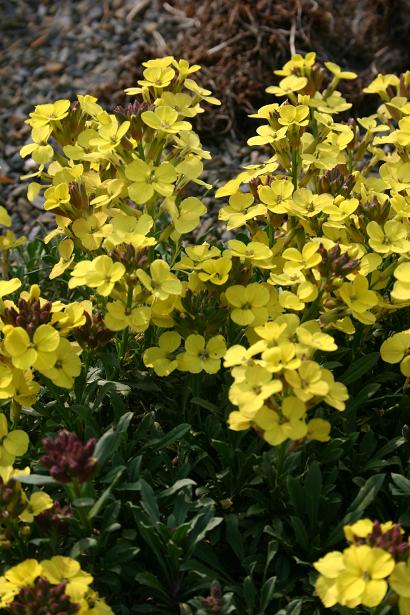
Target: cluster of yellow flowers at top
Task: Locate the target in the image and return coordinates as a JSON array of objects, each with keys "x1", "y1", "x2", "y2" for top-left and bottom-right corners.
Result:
[
  {"x1": 213, "y1": 52, "x2": 410, "y2": 443},
  {"x1": 16, "y1": 53, "x2": 410, "y2": 451},
  {"x1": 0, "y1": 556, "x2": 112, "y2": 613},
  {"x1": 314, "y1": 518, "x2": 410, "y2": 613}
]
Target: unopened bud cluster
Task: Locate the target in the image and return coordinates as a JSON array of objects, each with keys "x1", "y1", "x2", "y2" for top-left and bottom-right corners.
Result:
[{"x1": 41, "y1": 430, "x2": 96, "y2": 484}]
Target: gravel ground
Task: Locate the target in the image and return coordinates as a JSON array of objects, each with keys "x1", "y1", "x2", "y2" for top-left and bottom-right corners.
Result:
[{"x1": 0, "y1": 0, "x2": 252, "y2": 239}]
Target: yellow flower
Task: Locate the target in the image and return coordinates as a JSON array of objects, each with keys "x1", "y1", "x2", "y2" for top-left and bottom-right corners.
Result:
[
  {"x1": 389, "y1": 559, "x2": 410, "y2": 598},
  {"x1": 380, "y1": 331, "x2": 410, "y2": 377},
  {"x1": 284, "y1": 361, "x2": 329, "y2": 401},
  {"x1": 392, "y1": 262, "x2": 410, "y2": 301},
  {"x1": 143, "y1": 331, "x2": 181, "y2": 376},
  {"x1": 20, "y1": 128, "x2": 54, "y2": 165},
  {"x1": 0, "y1": 559, "x2": 43, "y2": 606},
  {"x1": 40, "y1": 338, "x2": 82, "y2": 388},
  {"x1": 19, "y1": 491, "x2": 53, "y2": 523},
  {"x1": 229, "y1": 365, "x2": 282, "y2": 415},
  {"x1": 315, "y1": 555, "x2": 344, "y2": 607},
  {"x1": 338, "y1": 275, "x2": 378, "y2": 314},
  {"x1": 26, "y1": 100, "x2": 70, "y2": 128},
  {"x1": 266, "y1": 76, "x2": 308, "y2": 97},
  {"x1": 261, "y1": 341, "x2": 300, "y2": 372},
  {"x1": 321, "y1": 369, "x2": 348, "y2": 411},
  {"x1": 49, "y1": 238, "x2": 74, "y2": 279},
  {"x1": 138, "y1": 65, "x2": 175, "y2": 88},
  {"x1": 227, "y1": 410, "x2": 253, "y2": 431},
  {"x1": 137, "y1": 260, "x2": 182, "y2": 300},
  {"x1": 0, "y1": 278, "x2": 21, "y2": 299},
  {"x1": 41, "y1": 556, "x2": 93, "y2": 602},
  {"x1": 296, "y1": 321, "x2": 337, "y2": 351},
  {"x1": 72, "y1": 212, "x2": 112, "y2": 251},
  {"x1": 178, "y1": 334, "x2": 226, "y2": 374},
  {"x1": 306, "y1": 418, "x2": 331, "y2": 442},
  {"x1": 290, "y1": 188, "x2": 333, "y2": 219},
  {"x1": 324, "y1": 61, "x2": 357, "y2": 80},
  {"x1": 363, "y1": 73, "x2": 400, "y2": 99},
  {"x1": 105, "y1": 213, "x2": 154, "y2": 250},
  {"x1": 336, "y1": 545, "x2": 395, "y2": 608},
  {"x1": 253, "y1": 397, "x2": 307, "y2": 445},
  {"x1": 141, "y1": 105, "x2": 191, "y2": 133},
  {"x1": 197, "y1": 256, "x2": 232, "y2": 285},
  {"x1": 104, "y1": 302, "x2": 151, "y2": 332},
  {"x1": 282, "y1": 242, "x2": 322, "y2": 272},
  {"x1": 218, "y1": 192, "x2": 266, "y2": 231},
  {"x1": 171, "y1": 196, "x2": 206, "y2": 234},
  {"x1": 69, "y1": 255, "x2": 125, "y2": 296},
  {"x1": 125, "y1": 159, "x2": 178, "y2": 204},
  {"x1": 3, "y1": 324, "x2": 60, "y2": 371},
  {"x1": 367, "y1": 220, "x2": 410, "y2": 254},
  {"x1": 343, "y1": 519, "x2": 397, "y2": 543},
  {"x1": 89, "y1": 115, "x2": 130, "y2": 152},
  {"x1": 44, "y1": 183, "x2": 70, "y2": 212},
  {"x1": 225, "y1": 284, "x2": 270, "y2": 326},
  {"x1": 258, "y1": 179, "x2": 294, "y2": 214},
  {"x1": 0, "y1": 414, "x2": 29, "y2": 465},
  {"x1": 226, "y1": 240, "x2": 272, "y2": 263}
]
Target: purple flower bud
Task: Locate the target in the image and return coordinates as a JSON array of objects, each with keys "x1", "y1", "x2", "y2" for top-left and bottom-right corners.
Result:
[
  {"x1": 9, "y1": 577, "x2": 79, "y2": 614},
  {"x1": 41, "y1": 431, "x2": 97, "y2": 484}
]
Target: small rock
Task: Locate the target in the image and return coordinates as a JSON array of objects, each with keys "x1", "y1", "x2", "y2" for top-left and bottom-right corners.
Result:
[
  {"x1": 45, "y1": 62, "x2": 65, "y2": 74},
  {"x1": 9, "y1": 153, "x2": 23, "y2": 171}
]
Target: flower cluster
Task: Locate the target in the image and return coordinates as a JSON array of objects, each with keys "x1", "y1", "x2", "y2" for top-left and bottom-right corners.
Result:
[
  {"x1": 0, "y1": 465, "x2": 54, "y2": 548},
  {"x1": 213, "y1": 53, "x2": 410, "y2": 443},
  {"x1": 41, "y1": 430, "x2": 96, "y2": 484},
  {"x1": 16, "y1": 53, "x2": 410, "y2": 451},
  {"x1": 314, "y1": 518, "x2": 410, "y2": 612},
  {"x1": 0, "y1": 283, "x2": 87, "y2": 423},
  {"x1": 0, "y1": 556, "x2": 112, "y2": 613}
]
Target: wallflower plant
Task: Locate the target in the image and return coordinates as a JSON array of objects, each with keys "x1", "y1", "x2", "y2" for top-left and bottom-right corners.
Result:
[{"x1": 0, "y1": 52, "x2": 407, "y2": 613}]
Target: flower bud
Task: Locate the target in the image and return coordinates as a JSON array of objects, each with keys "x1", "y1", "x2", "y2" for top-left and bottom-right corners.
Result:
[{"x1": 41, "y1": 430, "x2": 97, "y2": 484}]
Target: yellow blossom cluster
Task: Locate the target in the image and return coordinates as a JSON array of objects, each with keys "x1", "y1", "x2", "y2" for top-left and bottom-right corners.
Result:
[
  {"x1": 17, "y1": 53, "x2": 410, "y2": 451},
  {"x1": 0, "y1": 556, "x2": 112, "y2": 613},
  {"x1": 214, "y1": 53, "x2": 410, "y2": 442},
  {"x1": 0, "y1": 283, "x2": 86, "y2": 418},
  {"x1": 0, "y1": 465, "x2": 53, "y2": 531},
  {"x1": 314, "y1": 518, "x2": 410, "y2": 612}
]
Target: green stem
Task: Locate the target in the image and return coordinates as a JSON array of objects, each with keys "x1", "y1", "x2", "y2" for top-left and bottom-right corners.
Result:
[
  {"x1": 67, "y1": 481, "x2": 93, "y2": 535},
  {"x1": 291, "y1": 147, "x2": 299, "y2": 190},
  {"x1": 137, "y1": 141, "x2": 145, "y2": 160},
  {"x1": 2, "y1": 249, "x2": 9, "y2": 279},
  {"x1": 120, "y1": 284, "x2": 134, "y2": 360}
]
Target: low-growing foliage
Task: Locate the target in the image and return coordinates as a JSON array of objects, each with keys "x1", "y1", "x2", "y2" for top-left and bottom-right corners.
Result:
[{"x1": 0, "y1": 52, "x2": 408, "y2": 613}]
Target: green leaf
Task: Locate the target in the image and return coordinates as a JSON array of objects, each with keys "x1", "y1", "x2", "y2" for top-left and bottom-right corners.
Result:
[
  {"x1": 88, "y1": 467, "x2": 125, "y2": 520},
  {"x1": 139, "y1": 479, "x2": 160, "y2": 524},
  {"x1": 134, "y1": 572, "x2": 169, "y2": 600},
  {"x1": 304, "y1": 461, "x2": 322, "y2": 530},
  {"x1": 191, "y1": 397, "x2": 219, "y2": 412},
  {"x1": 70, "y1": 537, "x2": 98, "y2": 559},
  {"x1": 341, "y1": 352, "x2": 379, "y2": 385},
  {"x1": 390, "y1": 473, "x2": 410, "y2": 496},
  {"x1": 73, "y1": 497, "x2": 94, "y2": 508},
  {"x1": 225, "y1": 514, "x2": 245, "y2": 562},
  {"x1": 94, "y1": 412, "x2": 133, "y2": 467},
  {"x1": 14, "y1": 474, "x2": 57, "y2": 485},
  {"x1": 140, "y1": 423, "x2": 191, "y2": 452},
  {"x1": 345, "y1": 474, "x2": 385, "y2": 520},
  {"x1": 243, "y1": 575, "x2": 256, "y2": 609},
  {"x1": 259, "y1": 576, "x2": 277, "y2": 612},
  {"x1": 159, "y1": 479, "x2": 197, "y2": 500}
]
